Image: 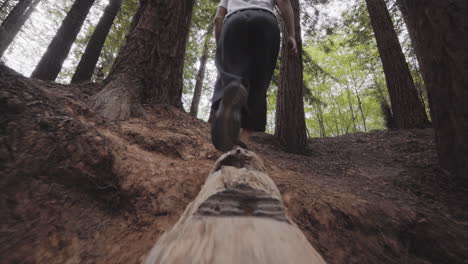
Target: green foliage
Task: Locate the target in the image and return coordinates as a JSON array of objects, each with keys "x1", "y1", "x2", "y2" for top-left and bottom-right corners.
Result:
[{"x1": 300, "y1": 0, "x2": 390, "y2": 137}]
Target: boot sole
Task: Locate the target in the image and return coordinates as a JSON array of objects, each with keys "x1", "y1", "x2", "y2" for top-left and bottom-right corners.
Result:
[{"x1": 212, "y1": 82, "x2": 247, "y2": 152}]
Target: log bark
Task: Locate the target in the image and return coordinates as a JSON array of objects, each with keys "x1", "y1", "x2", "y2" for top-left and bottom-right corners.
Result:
[
  {"x1": 364, "y1": 0, "x2": 430, "y2": 129},
  {"x1": 402, "y1": 0, "x2": 468, "y2": 183},
  {"x1": 71, "y1": 0, "x2": 122, "y2": 84},
  {"x1": 190, "y1": 23, "x2": 213, "y2": 117},
  {"x1": 144, "y1": 147, "x2": 326, "y2": 264},
  {"x1": 31, "y1": 0, "x2": 96, "y2": 81},
  {"x1": 275, "y1": 0, "x2": 307, "y2": 154},
  {"x1": 0, "y1": 0, "x2": 37, "y2": 58},
  {"x1": 91, "y1": 0, "x2": 195, "y2": 120}
]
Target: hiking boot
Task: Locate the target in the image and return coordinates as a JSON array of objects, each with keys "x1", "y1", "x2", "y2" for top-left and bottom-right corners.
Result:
[{"x1": 211, "y1": 81, "x2": 247, "y2": 152}]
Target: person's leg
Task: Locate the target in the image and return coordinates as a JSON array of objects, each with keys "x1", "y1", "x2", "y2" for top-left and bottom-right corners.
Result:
[
  {"x1": 211, "y1": 12, "x2": 252, "y2": 151},
  {"x1": 240, "y1": 11, "x2": 281, "y2": 141}
]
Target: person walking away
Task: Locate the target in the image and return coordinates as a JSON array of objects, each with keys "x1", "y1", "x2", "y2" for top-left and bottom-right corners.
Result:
[{"x1": 211, "y1": 0, "x2": 297, "y2": 151}]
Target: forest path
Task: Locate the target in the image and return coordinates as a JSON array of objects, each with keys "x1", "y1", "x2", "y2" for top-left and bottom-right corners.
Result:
[{"x1": 1, "y1": 65, "x2": 467, "y2": 263}]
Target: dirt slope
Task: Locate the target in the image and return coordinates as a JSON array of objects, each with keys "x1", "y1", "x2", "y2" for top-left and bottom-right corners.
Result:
[{"x1": 1, "y1": 65, "x2": 467, "y2": 263}]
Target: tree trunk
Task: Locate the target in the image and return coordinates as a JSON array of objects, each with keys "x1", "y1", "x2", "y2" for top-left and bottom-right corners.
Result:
[
  {"x1": 91, "y1": 0, "x2": 195, "y2": 120},
  {"x1": 275, "y1": 0, "x2": 307, "y2": 153},
  {"x1": 355, "y1": 89, "x2": 367, "y2": 132},
  {"x1": 395, "y1": 0, "x2": 420, "y2": 64},
  {"x1": 364, "y1": 0, "x2": 430, "y2": 129},
  {"x1": 402, "y1": 0, "x2": 468, "y2": 183},
  {"x1": 31, "y1": 0, "x2": 96, "y2": 81},
  {"x1": 144, "y1": 147, "x2": 326, "y2": 264},
  {"x1": 0, "y1": 0, "x2": 37, "y2": 58},
  {"x1": 71, "y1": 0, "x2": 122, "y2": 84},
  {"x1": 190, "y1": 23, "x2": 213, "y2": 117}
]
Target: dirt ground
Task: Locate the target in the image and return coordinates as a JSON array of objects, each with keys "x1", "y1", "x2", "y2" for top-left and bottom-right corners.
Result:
[{"x1": 1, "y1": 65, "x2": 467, "y2": 263}]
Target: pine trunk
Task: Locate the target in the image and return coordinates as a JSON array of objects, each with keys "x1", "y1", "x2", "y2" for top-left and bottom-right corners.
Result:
[
  {"x1": 364, "y1": 0, "x2": 430, "y2": 129},
  {"x1": 71, "y1": 0, "x2": 122, "y2": 84},
  {"x1": 31, "y1": 0, "x2": 96, "y2": 81},
  {"x1": 275, "y1": 0, "x2": 307, "y2": 153},
  {"x1": 0, "y1": 0, "x2": 36, "y2": 58},
  {"x1": 403, "y1": 0, "x2": 468, "y2": 183},
  {"x1": 144, "y1": 148, "x2": 326, "y2": 264},
  {"x1": 190, "y1": 23, "x2": 213, "y2": 117},
  {"x1": 91, "y1": 0, "x2": 195, "y2": 120}
]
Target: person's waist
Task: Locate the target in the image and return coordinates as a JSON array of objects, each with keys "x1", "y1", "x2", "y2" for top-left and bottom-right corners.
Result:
[{"x1": 226, "y1": 8, "x2": 276, "y2": 19}]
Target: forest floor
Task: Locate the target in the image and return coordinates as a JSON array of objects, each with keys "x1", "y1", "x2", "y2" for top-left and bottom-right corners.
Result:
[{"x1": 1, "y1": 64, "x2": 468, "y2": 264}]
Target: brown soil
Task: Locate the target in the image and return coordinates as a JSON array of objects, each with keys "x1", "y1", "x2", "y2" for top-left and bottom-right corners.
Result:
[{"x1": 1, "y1": 65, "x2": 467, "y2": 264}]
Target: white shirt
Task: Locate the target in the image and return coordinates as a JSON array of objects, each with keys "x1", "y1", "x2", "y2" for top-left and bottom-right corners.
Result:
[{"x1": 218, "y1": 0, "x2": 276, "y2": 17}]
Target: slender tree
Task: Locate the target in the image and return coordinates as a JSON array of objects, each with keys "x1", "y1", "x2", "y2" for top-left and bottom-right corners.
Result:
[
  {"x1": 364, "y1": 0, "x2": 430, "y2": 129},
  {"x1": 91, "y1": 0, "x2": 195, "y2": 120},
  {"x1": 190, "y1": 23, "x2": 213, "y2": 117},
  {"x1": 402, "y1": 0, "x2": 468, "y2": 182},
  {"x1": 71, "y1": 0, "x2": 122, "y2": 83},
  {"x1": 0, "y1": 0, "x2": 39, "y2": 58},
  {"x1": 31, "y1": 0, "x2": 96, "y2": 81},
  {"x1": 275, "y1": 0, "x2": 307, "y2": 153}
]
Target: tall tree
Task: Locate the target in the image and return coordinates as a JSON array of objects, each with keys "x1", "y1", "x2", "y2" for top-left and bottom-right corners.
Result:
[
  {"x1": 364, "y1": 0, "x2": 430, "y2": 129},
  {"x1": 190, "y1": 23, "x2": 213, "y2": 117},
  {"x1": 402, "y1": 0, "x2": 468, "y2": 182},
  {"x1": 91, "y1": 0, "x2": 195, "y2": 120},
  {"x1": 71, "y1": 0, "x2": 122, "y2": 83},
  {"x1": 0, "y1": 0, "x2": 39, "y2": 58},
  {"x1": 275, "y1": 0, "x2": 307, "y2": 153},
  {"x1": 31, "y1": 0, "x2": 96, "y2": 81}
]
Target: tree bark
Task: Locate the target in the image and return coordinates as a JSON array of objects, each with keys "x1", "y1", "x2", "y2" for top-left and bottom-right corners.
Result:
[
  {"x1": 189, "y1": 23, "x2": 213, "y2": 117},
  {"x1": 402, "y1": 0, "x2": 468, "y2": 183},
  {"x1": 0, "y1": 0, "x2": 38, "y2": 58},
  {"x1": 275, "y1": 0, "x2": 307, "y2": 153},
  {"x1": 71, "y1": 0, "x2": 122, "y2": 84},
  {"x1": 144, "y1": 147, "x2": 326, "y2": 264},
  {"x1": 91, "y1": 0, "x2": 195, "y2": 120},
  {"x1": 394, "y1": 0, "x2": 419, "y2": 64},
  {"x1": 31, "y1": 0, "x2": 96, "y2": 81},
  {"x1": 364, "y1": 0, "x2": 430, "y2": 129}
]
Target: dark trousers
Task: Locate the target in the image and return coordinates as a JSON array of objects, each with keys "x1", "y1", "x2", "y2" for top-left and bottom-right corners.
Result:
[{"x1": 212, "y1": 9, "x2": 280, "y2": 132}]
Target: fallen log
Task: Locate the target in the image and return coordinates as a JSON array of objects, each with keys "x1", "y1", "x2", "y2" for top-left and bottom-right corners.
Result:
[{"x1": 144, "y1": 147, "x2": 326, "y2": 264}]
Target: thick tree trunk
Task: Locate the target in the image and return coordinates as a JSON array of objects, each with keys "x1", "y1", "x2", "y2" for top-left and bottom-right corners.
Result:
[
  {"x1": 71, "y1": 0, "x2": 122, "y2": 84},
  {"x1": 144, "y1": 147, "x2": 326, "y2": 264},
  {"x1": 275, "y1": 0, "x2": 307, "y2": 153},
  {"x1": 31, "y1": 0, "x2": 96, "y2": 81},
  {"x1": 91, "y1": 0, "x2": 195, "y2": 120},
  {"x1": 0, "y1": 0, "x2": 37, "y2": 58},
  {"x1": 402, "y1": 0, "x2": 468, "y2": 183},
  {"x1": 190, "y1": 23, "x2": 213, "y2": 117},
  {"x1": 364, "y1": 0, "x2": 430, "y2": 129}
]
